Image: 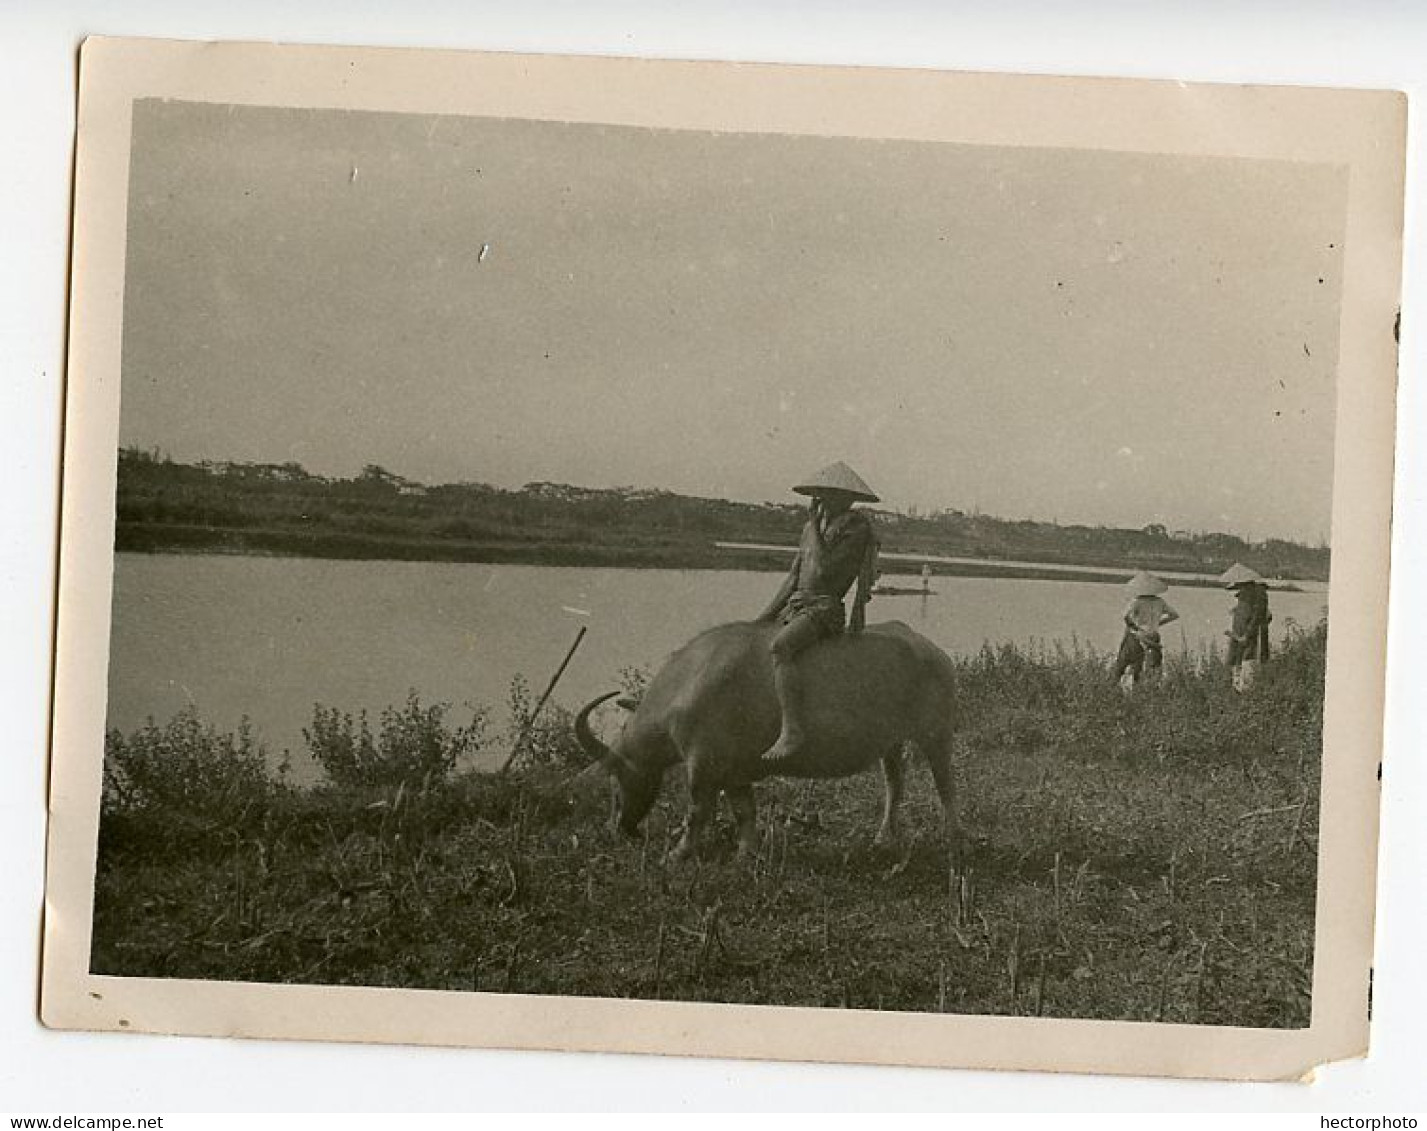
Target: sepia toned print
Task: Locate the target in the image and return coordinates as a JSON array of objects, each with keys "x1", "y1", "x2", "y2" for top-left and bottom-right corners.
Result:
[{"x1": 43, "y1": 38, "x2": 1404, "y2": 1080}]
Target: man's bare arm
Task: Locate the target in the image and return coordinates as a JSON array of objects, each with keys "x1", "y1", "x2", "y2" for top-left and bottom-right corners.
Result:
[{"x1": 755, "y1": 558, "x2": 798, "y2": 622}]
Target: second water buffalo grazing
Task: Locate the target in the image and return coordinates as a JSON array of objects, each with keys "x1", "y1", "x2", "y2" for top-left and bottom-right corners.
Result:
[{"x1": 572, "y1": 619, "x2": 960, "y2": 862}]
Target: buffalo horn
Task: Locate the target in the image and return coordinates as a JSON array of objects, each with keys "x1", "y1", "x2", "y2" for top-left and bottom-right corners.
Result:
[{"x1": 573, "y1": 690, "x2": 625, "y2": 774}]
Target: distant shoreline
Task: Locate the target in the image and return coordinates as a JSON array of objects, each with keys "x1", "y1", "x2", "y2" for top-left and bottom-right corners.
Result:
[
  {"x1": 113, "y1": 522, "x2": 1312, "y2": 591},
  {"x1": 113, "y1": 451, "x2": 1331, "y2": 588}
]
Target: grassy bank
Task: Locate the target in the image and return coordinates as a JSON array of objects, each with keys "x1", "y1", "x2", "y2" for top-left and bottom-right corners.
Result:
[{"x1": 92, "y1": 624, "x2": 1325, "y2": 1027}]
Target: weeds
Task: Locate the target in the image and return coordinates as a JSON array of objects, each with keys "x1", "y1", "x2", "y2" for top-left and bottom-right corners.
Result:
[
  {"x1": 101, "y1": 709, "x2": 279, "y2": 854},
  {"x1": 503, "y1": 675, "x2": 582, "y2": 770},
  {"x1": 304, "y1": 692, "x2": 487, "y2": 789},
  {"x1": 616, "y1": 664, "x2": 653, "y2": 704}
]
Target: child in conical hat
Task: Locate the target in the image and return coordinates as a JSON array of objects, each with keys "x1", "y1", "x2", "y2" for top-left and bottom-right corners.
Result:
[
  {"x1": 1220, "y1": 563, "x2": 1272, "y2": 692},
  {"x1": 755, "y1": 462, "x2": 880, "y2": 766},
  {"x1": 1112, "y1": 571, "x2": 1179, "y2": 687}
]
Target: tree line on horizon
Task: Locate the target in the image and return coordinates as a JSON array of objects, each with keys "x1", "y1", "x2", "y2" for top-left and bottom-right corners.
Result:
[{"x1": 112, "y1": 446, "x2": 1330, "y2": 580}]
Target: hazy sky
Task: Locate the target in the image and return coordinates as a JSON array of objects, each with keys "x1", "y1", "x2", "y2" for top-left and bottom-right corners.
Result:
[{"x1": 121, "y1": 100, "x2": 1347, "y2": 541}]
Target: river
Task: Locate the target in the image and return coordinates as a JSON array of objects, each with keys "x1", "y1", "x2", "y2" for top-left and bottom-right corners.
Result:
[{"x1": 105, "y1": 553, "x2": 1328, "y2": 771}]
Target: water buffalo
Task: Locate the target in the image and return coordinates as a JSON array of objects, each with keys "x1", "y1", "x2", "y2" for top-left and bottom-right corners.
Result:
[{"x1": 573, "y1": 619, "x2": 959, "y2": 862}]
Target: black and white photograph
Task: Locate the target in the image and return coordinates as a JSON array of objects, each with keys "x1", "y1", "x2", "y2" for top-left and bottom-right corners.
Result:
[{"x1": 39, "y1": 38, "x2": 1405, "y2": 1081}]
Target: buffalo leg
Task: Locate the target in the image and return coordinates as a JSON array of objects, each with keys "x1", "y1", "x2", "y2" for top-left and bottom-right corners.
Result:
[
  {"x1": 725, "y1": 786, "x2": 759, "y2": 858},
  {"x1": 922, "y1": 732, "x2": 962, "y2": 868},
  {"x1": 874, "y1": 746, "x2": 906, "y2": 849},
  {"x1": 671, "y1": 781, "x2": 719, "y2": 862}
]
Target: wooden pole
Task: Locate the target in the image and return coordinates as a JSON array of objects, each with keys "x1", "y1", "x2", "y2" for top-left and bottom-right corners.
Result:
[{"x1": 498, "y1": 625, "x2": 588, "y2": 774}]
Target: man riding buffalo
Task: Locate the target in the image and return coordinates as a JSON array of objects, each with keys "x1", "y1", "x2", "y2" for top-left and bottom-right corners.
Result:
[{"x1": 755, "y1": 461, "x2": 880, "y2": 767}]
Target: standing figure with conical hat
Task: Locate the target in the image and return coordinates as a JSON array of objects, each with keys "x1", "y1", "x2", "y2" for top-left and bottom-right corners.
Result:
[
  {"x1": 1112, "y1": 570, "x2": 1179, "y2": 687},
  {"x1": 754, "y1": 462, "x2": 881, "y2": 766},
  {"x1": 1221, "y1": 563, "x2": 1272, "y2": 692}
]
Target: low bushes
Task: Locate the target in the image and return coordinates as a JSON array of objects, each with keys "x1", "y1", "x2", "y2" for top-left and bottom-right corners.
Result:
[{"x1": 305, "y1": 692, "x2": 488, "y2": 790}]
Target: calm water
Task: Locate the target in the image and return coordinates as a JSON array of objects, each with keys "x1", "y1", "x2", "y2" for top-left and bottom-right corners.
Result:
[{"x1": 107, "y1": 553, "x2": 1328, "y2": 770}]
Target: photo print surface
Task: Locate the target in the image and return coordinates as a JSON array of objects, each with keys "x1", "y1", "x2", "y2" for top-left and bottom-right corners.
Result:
[{"x1": 44, "y1": 39, "x2": 1404, "y2": 1080}]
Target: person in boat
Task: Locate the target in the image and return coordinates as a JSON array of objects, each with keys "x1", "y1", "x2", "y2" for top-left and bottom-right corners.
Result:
[
  {"x1": 1112, "y1": 570, "x2": 1179, "y2": 686},
  {"x1": 1221, "y1": 562, "x2": 1272, "y2": 692},
  {"x1": 755, "y1": 461, "x2": 880, "y2": 766}
]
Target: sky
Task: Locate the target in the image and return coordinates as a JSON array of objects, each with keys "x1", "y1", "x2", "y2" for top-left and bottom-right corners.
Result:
[{"x1": 119, "y1": 99, "x2": 1348, "y2": 542}]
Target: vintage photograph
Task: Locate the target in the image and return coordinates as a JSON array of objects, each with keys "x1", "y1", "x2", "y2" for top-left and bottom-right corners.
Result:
[
  {"x1": 93, "y1": 97, "x2": 1341, "y2": 1021},
  {"x1": 42, "y1": 39, "x2": 1404, "y2": 1079}
]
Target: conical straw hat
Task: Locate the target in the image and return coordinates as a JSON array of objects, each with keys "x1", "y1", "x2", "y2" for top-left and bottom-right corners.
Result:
[
  {"x1": 1219, "y1": 562, "x2": 1264, "y2": 588},
  {"x1": 792, "y1": 461, "x2": 879, "y2": 502},
  {"x1": 1125, "y1": 570, "x2": 1168, "y2": 597}
]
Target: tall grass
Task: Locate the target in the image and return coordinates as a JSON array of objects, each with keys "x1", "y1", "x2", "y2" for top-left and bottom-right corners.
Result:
[{"x1": 951, "y1": 619, "x2": 1324, "y2": 768}]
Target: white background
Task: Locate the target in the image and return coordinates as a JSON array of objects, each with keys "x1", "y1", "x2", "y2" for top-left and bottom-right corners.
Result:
[{"x1": 3, "y1": 1, "x2": 1423, "y2": 1113}]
